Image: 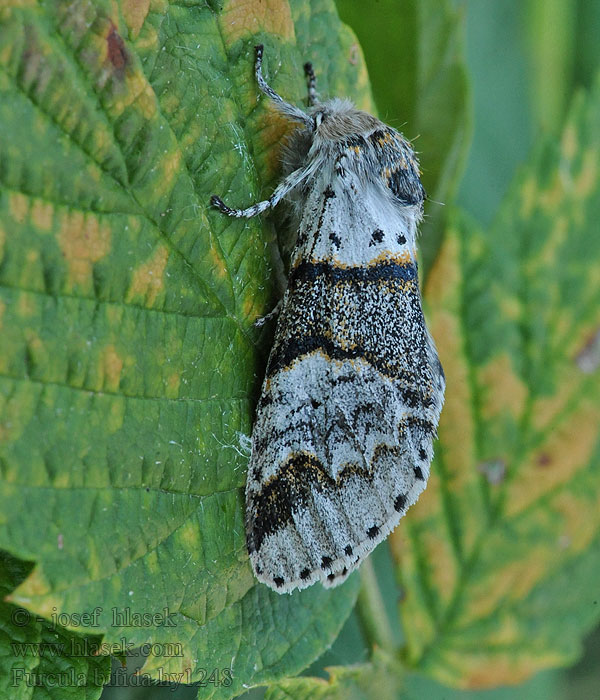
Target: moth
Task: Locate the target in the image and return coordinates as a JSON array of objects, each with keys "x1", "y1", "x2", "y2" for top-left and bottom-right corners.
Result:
[{"x1": 212, "y1": 46, "x2": 445, "y2": 593}]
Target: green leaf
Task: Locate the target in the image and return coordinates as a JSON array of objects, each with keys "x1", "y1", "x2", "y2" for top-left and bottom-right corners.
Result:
[
  {"x1": 0, "y1": 1, "x2": 372, "y2": 696},
  {"x1": 335, "y1": 0, "x2": 472, "y2": 273},
  {"x1": 525, "y1": 0, "x2": 576, "y2": 133},
  {"x1": 0, "y1": 551, "x2": 110, "y2": 700},
  {"x1": 574, "y1": 0, "x2": 600, "y2": 90},
  {"x1": 264, "y1": 649, "x2": 402, "y2": 700},
  {"x1": 393, "y1": 74, "x2": 600, "y2": 687},
  {"x1": 1, "y1": 555, "x2": 40, "y2": 700}
]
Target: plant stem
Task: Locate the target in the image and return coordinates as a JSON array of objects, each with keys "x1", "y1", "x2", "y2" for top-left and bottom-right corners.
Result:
[{"x1": 356, "y1": 558, "x2": 396, "y2": 654}]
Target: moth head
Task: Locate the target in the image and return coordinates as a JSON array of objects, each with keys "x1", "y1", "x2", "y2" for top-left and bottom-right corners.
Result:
[
  {"x1": 309, "y1": 99, "x2": 380, "y2": 142},
  {"x1": 308, "y1": 101, "x2": 426, "y2": 207}
]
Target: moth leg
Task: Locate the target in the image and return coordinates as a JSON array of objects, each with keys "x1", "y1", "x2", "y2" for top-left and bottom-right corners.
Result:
[
  {"x1": 254, "y1": 45, "x2": 314, "y2": 128},
  {"x1": 211, "y1": 161, "x2": 317, "y2": 218},
  {"x1": 254, "y1": 299, "x2": 282, "y2": 327},
  {"x1": 303, "y1": 61, "x2": 318, "y2": 106},
  {"x1": 211, "y1": 46, "x2": 319, "y2": 218}
]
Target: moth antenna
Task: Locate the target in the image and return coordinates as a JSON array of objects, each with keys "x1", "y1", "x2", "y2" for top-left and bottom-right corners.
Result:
[
  {"x1": 254, "y1": 45, "x2": 315, "y2": 129},
  {"x1": 303, "y1": 61, "x2": 318, "y2": 106}
]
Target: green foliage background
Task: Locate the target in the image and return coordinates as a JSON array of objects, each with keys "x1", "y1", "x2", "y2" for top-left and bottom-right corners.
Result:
[{"x1": 0, "y1": 0, "x2": 598, "y2": 699}]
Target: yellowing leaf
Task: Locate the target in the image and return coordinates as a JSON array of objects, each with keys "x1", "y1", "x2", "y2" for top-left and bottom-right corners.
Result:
[
  {"x1": 0, "y1": 1, "x2": 373, "y2": 697},
  {"x1": 393, "y1": 76, "x2": 600, "y2": 688}
]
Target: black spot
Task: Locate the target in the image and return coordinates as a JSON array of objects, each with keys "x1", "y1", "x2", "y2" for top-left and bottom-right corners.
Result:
[
  {"x1": 418, "y1": 447, "x2": 427, "y2": 461},
  {"x1": 145, "y1": 487, "x2": 150, "y2": 492},
  {"x1": 256, "y1": 565, "x2": 263, "y2": 575},
  {"x1": 436, "y1": 358, "x2": 445, "y2": 382},
  {"x1": 394, "y1": 494, "x2": 407, "y2": 512},
  {"x1": 387, "y1": 167, "x2": 425, "y2": 205},
  {"x1": 311, "y1": 399, "x2": 321, "y2": 409},
  {"x1": 273, "y1": 576, "x2": 285, "y2": 588},
  {"x1": 329, "y1": 231, "x2": 342, "y2": 247},
  {"x1": 367, "y1": 525, "x2": 380, "y2": 539},
  {"x1": 257, "y1": 393, "x2": 273, "y2": 411},
  {"x1": 369, "y1": 228, "x2": 384, "y2": 247},
  {"x1": 407, "y1": 417, "x2": 435, "y2": 436},
  {"x1": 300, "y1": 568, "x2": 311, "y2": 580},
  {"x1": 327, "y1": 573, "x2": 336, "y2": 581},
  {"x1": 344, "y1": 545, "x2": 353, "y2": 556},
  {"x1": 321, "y1": 555, "x2": 332, "y2": 569},
  {"x1": 400, "y1": 387, "x2": 421, "y2": 408},
  {"x1": 252, "y1": 466, "x2": 263, "y2": 481},
  {"x1": 342, "y1": 567, "x2": 348, "y2": 576},
  {"x1": 315, "y1": 185, "x2": 336, "y2": 235},
  {"x1": 414, "y1": 466, "x2": 424, "y2": 480},
  {"x1": 397, "y1": 234, "x2": 406, "y2": 245},
  {"x1": 369, "y1": 129, "x2": 386, "y2": 145},
  {"x1": 343, "y1": 135, "x2": 364, "y2": 150}
]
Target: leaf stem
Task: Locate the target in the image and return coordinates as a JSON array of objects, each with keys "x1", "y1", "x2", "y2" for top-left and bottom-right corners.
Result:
[{"x1": 356, "y1": 558, "x2": 396, "y2": 654}]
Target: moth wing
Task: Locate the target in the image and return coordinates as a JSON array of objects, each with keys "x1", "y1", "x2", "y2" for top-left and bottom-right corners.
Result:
[
  {"x1": 245, "y1": 175, "x2": 444, "y2": 593},
  {"x1": 246, "y1": 351, "x2": 439, "y2": 592}
]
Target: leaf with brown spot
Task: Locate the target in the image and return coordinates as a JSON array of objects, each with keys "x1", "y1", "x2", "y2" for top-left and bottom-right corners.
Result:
[
  {"x1": 3, "y1": 0, "x2": 599, "y2": 696},
  {"x1": 0, "y1": 1, "x2": 372, "y2": 697},
  {"x1": 392, "y1": 74, "x2": 600, "y2": 689},
  {"x1": 106, "y1": 21, "x2": 128, "y2": 72}
]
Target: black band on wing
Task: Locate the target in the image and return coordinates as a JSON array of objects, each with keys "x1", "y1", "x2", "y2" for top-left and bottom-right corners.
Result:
[
  {"x1": 266, "y1": 258, "x2": 430, "y2": 384},
  {"x1": 288, "y1": 258, "x2": 417, "y2": 288},
  {"x1": 246, "y1": 443, "x2": 409, "y2": 554}
]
